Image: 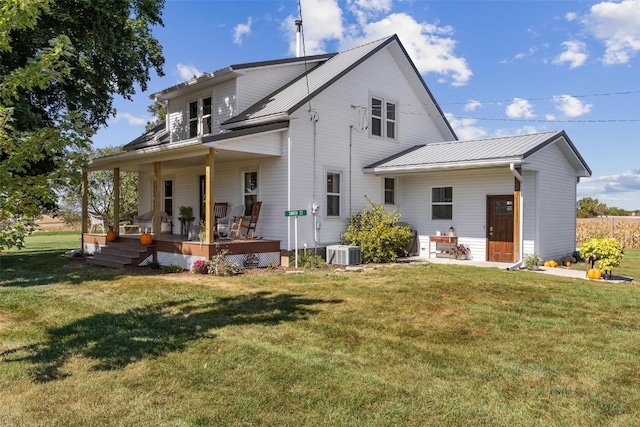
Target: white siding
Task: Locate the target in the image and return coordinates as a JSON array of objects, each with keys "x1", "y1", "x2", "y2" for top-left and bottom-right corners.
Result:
[
  {"x1": 522, "y1": 170, "x2": 538, "y2": 256},
  {"x1": 398, "y1": 168, "x2": 513, "y2": 262},
  {"x1": 526, "y1": 142, "x2": 578, "y2": 260}
]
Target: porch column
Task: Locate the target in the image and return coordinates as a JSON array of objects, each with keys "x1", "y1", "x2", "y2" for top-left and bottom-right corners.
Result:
[
  {"x1": 113, "y1": 167, "x2": 120, "y2": 234},
  {"x1": 82, "y1": 171, "x2": 88, "y2": 234},
  {"x1": 153, "y1": 162, "x2": 161, "y2": 235},
  {"x1": 205, "y1": 148, "x2": 215, "y2": 244},
  {"x1": 513, "y1": 176, "x2": 521, "y2": 263}
]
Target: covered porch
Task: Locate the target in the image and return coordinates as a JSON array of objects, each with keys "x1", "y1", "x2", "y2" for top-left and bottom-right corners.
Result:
[{"x1": 82, "y1": 123, "x2": 286, "y2": 269}]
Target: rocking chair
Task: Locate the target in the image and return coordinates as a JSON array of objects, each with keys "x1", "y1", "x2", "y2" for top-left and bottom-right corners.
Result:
[
  {"x1": 88, "y1": 212, "x2": 107, "y2": 233},
  {"x1": 229, "y1": 201, "x2": 262, "y2": 239}
]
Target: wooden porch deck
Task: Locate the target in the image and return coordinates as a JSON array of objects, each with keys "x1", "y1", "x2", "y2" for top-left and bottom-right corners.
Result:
[{"x1": 83, "y1": 232, "x2": 281, "y2": 269}]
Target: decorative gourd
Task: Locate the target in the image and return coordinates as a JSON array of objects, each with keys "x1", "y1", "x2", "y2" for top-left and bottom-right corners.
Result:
[
  {"x1": 588, "y1": 268, "x2": 602, "y2": 280},
  {"x1": 106, "y1": 230, "x2": 117, "y2": 242},
  {"x1": 140, "y1": 232, "x2": 153, "y2": 245}
]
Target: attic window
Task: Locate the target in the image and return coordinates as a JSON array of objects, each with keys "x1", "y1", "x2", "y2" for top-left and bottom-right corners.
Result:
[
  {"x1": 370, "y1": 96, "x2": 397, "y2": 139},
  {"x1": 188, "y1": 101, "x2": 198, "y2": 138}
]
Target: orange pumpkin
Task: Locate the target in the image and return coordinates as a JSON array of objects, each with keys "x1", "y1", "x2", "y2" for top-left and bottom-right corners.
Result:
[
  {"x1": 549, "y1": 260, "x2": 558, "y2": 268},
  {"x1": 140, "y1": 232, "x2": 153, "y2": 245},
  {"x1": 106, "y1": 230, "x2": 117, "y2": 242},
  {"x1": 544, "y1": 261, "x2": 551, "y2": 267},
  {"x1": 588, "y1": 268, "x2": 602, "y2": 280}
]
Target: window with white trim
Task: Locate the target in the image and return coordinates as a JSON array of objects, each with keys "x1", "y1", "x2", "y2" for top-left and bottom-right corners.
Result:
[
  {"x1": 188, "y1": 101, "x2": 198, "y2": 138},
  {"x1": 326, "y1": 172, "x2": 341, "y2": 217},
  {"x1": 432, "y1": 186, "x2": 453, "y2": 220},
  {"x1": 384, "y1": 177, "x2": 395, "y2": 205},
  {"x1": 164, "y1": 180, "x2": 173, "y2": 216},
  {"x1": 243, "y1": 171, "x2": 258, "y2": 216},
  {"x1": 370, "y1": 96, "x2": 397, "y2": 139},
  {"x1": 202, "y1": 97, "x2": 212, "y2": 135}
]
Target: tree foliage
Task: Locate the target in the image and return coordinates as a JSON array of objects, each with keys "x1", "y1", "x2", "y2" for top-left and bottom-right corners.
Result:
[
  {"x1": 342, "y1": 198, "x2": 413, "y2": 263},
  {"x1": 577, "y1": 197, "x2": 630, "y2": 218},
  {"x1": 1, "y1": 0, "x2": 164, "y2": 250},
  {"x1": 59, "y1": 146, "x2": 139, "y2": 227},
  {"x1": 146, "y1": 101, "x2": 167, "y2": 131}
]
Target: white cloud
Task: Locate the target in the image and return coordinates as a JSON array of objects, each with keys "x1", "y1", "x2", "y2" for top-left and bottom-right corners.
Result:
[
  {"x1": 495, "y1": 126, "x2": 541, "y2": 137},
  {"x1": 282, "y1": 0, "x2": 344, "y2": 55},
  {"x1": 234, "y1": 17, "x2": 253, "y2": 45},
  {"x1": 445, "y1": 115, "x2": 488, "y2": 140},
  {"x1": 506, "y1": 98, "x2": 535, "y2": 119},
  {"x1": 566, "y1": 12, "x2": 578, "y2": 21},
  {"x1": 583, "y1": 0, "x2": 640, "y2": 65},
  {"x1": 553, "y1": 40, "x2": 588, "y2": 68},
  {"x1": 464, "y1": 100, "x2": 482, "y2": 112},
  {"x1": 552, "y1": 95, "x2": 593, "y2": 117},
  {"x1": 282, "y1": 0, "x2": 473, "y2": 86},
  {"x1": 176, "y1": 63, "x2": 202, "y2": 81},
  {"x1": 578, "y1": 169, "x2": 640, "y2": 209},
  {"x1": 111, "y1": 112, "x2": 146, "y2": 126}
]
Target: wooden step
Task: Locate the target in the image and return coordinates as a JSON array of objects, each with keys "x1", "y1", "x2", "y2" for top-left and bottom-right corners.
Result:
[{"x1": 87, "y1": 240, "x2": 154, "y2": 269}]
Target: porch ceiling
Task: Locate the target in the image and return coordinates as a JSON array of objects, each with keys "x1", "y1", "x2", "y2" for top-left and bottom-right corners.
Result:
[{"x1": 87, "y1": 135, "x2": 282, "y2": 173}]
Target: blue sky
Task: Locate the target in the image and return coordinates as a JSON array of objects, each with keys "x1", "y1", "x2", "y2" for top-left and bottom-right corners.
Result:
[{"x1": 93, "y1": 0, "x2": 640, "y2": 210}]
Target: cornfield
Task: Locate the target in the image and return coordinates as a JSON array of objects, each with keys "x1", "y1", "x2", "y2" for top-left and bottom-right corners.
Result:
[{"x1": 577, "y1": 217, "x2": 640, "y2": 249}]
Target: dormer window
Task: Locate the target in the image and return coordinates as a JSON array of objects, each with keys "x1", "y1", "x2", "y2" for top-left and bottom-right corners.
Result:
[
  {"x1": 188, "y1": 101, "x2": 198, "y2": 138},
  {"x1": 202, "y1": 97, "x2": 212, "y2": 135},
  {"x1": 370, "y1": 96, "x2": 397, "y2": 140}
]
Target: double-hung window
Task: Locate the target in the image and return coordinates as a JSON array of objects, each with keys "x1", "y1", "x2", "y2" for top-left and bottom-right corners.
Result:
[
  {"x1": 326, "y1": 172, "x2": 341, "y2": 217},
  {"x1": 370, "y1": 96, "x2": 397, "y2": 139},
  {"x1": 202, "y1": 97, "x2": 212, "y2": 135},
  {"x1": 164, "y1": 180, "x2": 173, "y2": 216},
  {"x1": 432, "y1": 187, "x2": 453, "y2": 220},
  {"x1": 188, "y1": 101, "x2": 198, "y2": 138},
  {"x1": 384, "y1": 177, "x2": 395, "y2": 205},
  {"x1": 243, "y1": 171, "x2": 258, "y2": 216}
]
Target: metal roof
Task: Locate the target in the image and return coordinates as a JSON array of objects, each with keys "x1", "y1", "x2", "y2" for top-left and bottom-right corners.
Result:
[
  {"x1": 122, "y1": 122, "x2": 168, "y2": 151},
  {"x1": 364, "y1": 131, "x2": 592, "y2": 176}
]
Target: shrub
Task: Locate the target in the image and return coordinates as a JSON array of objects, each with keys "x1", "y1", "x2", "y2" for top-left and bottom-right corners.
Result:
[
  {"x1": 342, "y1": 198, "x2": 413, "y2": 263},
  {"x1": 293, "y1": 249, "x2": 325, "y2": 268},
  {"x1": 162, "y1": 264, "x2": 183, "y2": 273},
  {"x1": 146, "y1": 260, "x2": 161, "y2": 270},
  {"x1": 191, "y1": 259, "x2": 208, "y2": 274},
  {"x1": 207, "y1": 250, "x2": 242, "y2": 276},
  {"x1": 579, "y1": 237, "x2": 624, "y2": 273}
]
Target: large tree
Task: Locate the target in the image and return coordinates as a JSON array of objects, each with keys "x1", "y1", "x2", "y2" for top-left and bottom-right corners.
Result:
[{"x1": 0, "y1": 0, "x2": 164, "y2": 250}]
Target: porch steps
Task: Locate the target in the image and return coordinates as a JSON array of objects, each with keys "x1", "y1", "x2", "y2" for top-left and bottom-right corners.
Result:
[{"x1": 87, "y1": 240, "x2": 153, "y2": 269}]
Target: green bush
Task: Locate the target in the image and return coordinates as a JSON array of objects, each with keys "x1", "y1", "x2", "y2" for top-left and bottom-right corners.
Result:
[
  {"x1": 342, "y1": 198, "x2": 413, "y2": 263},
  {"x1": 293, "y1": 249, "x2": 325, "y2": 268},
  {"x1": 579, "y1": 237, "x2": 624, "y2": 273}
]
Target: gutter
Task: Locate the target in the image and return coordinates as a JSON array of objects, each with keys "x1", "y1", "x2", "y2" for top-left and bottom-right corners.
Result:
[{"x1": 507, "y1": 163, "x2": 524, "y2": 271}]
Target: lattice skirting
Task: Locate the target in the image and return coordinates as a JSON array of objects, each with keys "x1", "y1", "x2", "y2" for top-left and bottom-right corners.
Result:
[{"x1": 145, "y1": 251, "x2": 281, "y2": 270}]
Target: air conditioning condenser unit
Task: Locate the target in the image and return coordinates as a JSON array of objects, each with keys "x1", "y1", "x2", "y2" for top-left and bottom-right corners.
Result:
[{"x1": 326, "y1": 245, "x2": 361, "y2": 265}]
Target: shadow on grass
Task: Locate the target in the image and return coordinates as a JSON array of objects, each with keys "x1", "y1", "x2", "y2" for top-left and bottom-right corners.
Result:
[
  {"x1": 8, "y1": 292, "x2": 342, "y2": 382},
  {"x1": 0, "y1": 250, "x2": 135, "y2": 287}
]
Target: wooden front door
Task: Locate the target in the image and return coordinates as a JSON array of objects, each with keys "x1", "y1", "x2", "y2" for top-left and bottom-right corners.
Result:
[{"x1": 487, "y1": 195, "x2": 515, "y2": 262}]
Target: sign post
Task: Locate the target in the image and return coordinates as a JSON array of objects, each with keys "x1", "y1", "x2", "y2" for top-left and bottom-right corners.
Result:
[{"x1": 285, "y1": 210, "x2": 307, "y2": 268}]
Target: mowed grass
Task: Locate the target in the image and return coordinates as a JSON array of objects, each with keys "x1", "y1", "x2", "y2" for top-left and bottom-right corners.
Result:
[{"x1": 1, "y1": 233, "x2": 640, "y2": 426}]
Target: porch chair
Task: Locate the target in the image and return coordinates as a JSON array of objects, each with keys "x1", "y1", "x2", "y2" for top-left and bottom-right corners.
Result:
[
  {"x1": 228, "y1": 201, "x2": 262, "y2": 239},
  {"x1": 88, "y1": 212, "x2": 107, "y2": 233},
  {"x1": 214, "y1": 202, "x2": 228, "y2": 222},
  {"x1": 216, "y1": 205, "x2": 245, "y2": 237}
]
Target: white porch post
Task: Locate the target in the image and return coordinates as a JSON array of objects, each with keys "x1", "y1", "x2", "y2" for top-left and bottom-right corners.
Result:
[
  {"x1": 205, "y1": 149, "x2": 215, "y2": 244},
  {"x1": 113, "y1": 167, "x2": 120, "y2": 234},
  {"x1": 153, "y1": 162, "x2": 161, "y2": 234},
  {"x1": 82, "y1": 171, "x2": 88, "y2": 234}
]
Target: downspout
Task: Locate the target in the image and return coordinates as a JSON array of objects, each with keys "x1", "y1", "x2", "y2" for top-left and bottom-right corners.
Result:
[{"x1": 507, "y1": 163, "x2": 524, "y2": 271}]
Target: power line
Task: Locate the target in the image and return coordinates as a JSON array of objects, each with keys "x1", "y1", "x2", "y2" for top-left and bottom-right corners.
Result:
[
  {"x1": 438, "y1": 90, "x2": 640, "y2": 106},
  {"x1": 445, "y1": 115, "x2": 640, "y2": 123}
]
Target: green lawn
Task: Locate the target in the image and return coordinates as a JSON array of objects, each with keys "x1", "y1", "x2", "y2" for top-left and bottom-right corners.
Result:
[{"x1": 1, "y1": 233, "x2": 639, "y2": 426}]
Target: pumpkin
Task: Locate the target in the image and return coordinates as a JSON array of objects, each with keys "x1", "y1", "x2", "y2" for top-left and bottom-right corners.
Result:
[
  {"x1": 549, "y1": 260, "x2": 558, "y2": 268},
  {"x1": 140, "y1": 232, "x2": 153, "y2": 245},
  {"x1": 588, "y1": 268, "x2": 602, "y2": 280},
  {"x1": 106, "y1": 230, "x2": 117, "y2": 242},
  {"x1": 565, "y1": 261, "x2": 571, "y2": 267},
  {"x1": 544, "y1": 261, "x2": 551, "y2": 267}
]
